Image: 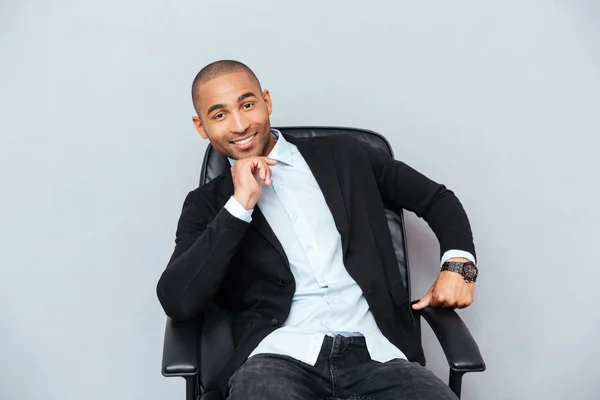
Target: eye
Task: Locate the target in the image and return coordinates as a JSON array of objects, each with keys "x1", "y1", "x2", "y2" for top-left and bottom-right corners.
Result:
[
  {"x1": 242, "y1": 102, "x2": 255, "y2": 110},
  {"x1": 214, "y1": 112, "x2": 225, "y2": 120}
]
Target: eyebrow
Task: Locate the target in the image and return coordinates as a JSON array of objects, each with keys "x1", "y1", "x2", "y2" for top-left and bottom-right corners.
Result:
[
  {"x1": 206, "y1": 91, "x2": 258, "y2": 117},
  {"x1": 237, "y1": 91, "x2": 257, "y2": 102},
  {"x1": 206, "y1": 103, "x2": 225, "y2": 117}
]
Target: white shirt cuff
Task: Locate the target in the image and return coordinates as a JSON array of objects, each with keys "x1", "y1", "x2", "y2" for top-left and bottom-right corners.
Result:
[
  {"x1": 224, "y1": 196, "x2": 253, "y2": 223},
  {"x1": 441, "y1": 250, "x2": 476, "y2": 266}
]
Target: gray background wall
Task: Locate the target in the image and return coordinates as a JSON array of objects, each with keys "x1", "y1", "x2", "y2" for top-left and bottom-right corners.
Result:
[{"x1": 1, "y1": 1, "x2": 599, "y2": 399}]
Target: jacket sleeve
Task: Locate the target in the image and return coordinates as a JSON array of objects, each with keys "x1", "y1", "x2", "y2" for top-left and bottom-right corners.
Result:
[
  {"x1": 156, "y1": 190, "x2": 251, "y2": 321},
  {"x1": 359, "y1": 142, "x2": 476, "y2": 260}
]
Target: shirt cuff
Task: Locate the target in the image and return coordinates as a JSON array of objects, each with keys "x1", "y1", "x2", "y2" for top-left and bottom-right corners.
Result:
[
  {"x1": 224, "y1": 196, "x2": 253, "y2": 223},
  {"x1": 441, "y1": 250, "x2": 476, "y2": 266}
]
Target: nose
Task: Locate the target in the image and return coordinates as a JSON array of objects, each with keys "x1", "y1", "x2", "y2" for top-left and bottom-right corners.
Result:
[{"x1": 230, "y1": 111, "x2": 250, "y2": 135}]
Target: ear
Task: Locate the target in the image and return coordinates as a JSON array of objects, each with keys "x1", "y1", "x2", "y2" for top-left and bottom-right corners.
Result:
[
  {"x1": 262, "y1": 89, "x2": 273, "y2": 116},
  {"x1": 192, "y1": 116, "x2": 208, "y2": 139}
]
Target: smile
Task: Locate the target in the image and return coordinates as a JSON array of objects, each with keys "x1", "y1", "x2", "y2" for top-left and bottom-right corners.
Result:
[{"x1": 232, "y1": 134, "x2": 255, "y2": 146}]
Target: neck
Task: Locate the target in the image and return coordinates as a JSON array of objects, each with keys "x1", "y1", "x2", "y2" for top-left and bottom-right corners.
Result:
[{"x1": 260, "y1": 130, "x2": 276, "y2": 156}]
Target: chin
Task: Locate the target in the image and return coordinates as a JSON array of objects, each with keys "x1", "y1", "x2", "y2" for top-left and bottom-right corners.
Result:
[{"x1": 231, "y1": 148, "x2": 261, "y2": 160}]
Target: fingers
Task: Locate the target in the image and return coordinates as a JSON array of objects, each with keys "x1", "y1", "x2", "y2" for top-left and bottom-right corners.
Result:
[
  {"x1": 252, "y1": 158, "x2": 275, "y2": 186},
  {"x1": 255, "y1": 160, "x2": 272, "y2": 185},
  {"x1": 257, "y1": 163, "x2": 266, "y2": 181},
  {"x1": 457, "y1": 292, "x2": 474, "y2": 309},
  {"x1": 413, "y1": 283, "x2": 474, "y2": 310},
  {"x1": 411, "y1": 290, "x2": 433, "y2": 310},
  {"x1": 430, "y1": 295, "x2": 454, "y2": 308},
  {"x1": 429, "y1": 288, "x2": 474, "y2": 309},
  {"x1": 417, "y1": 271, "x2": 476, "y2": 309},
  {"x1": 231, "y1": 157, "x2": 276, "y2": 191}
]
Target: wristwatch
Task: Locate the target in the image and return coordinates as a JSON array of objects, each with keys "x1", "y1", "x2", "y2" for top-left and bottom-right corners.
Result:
[{"x1": 441, "y1": 261, "x2": 478, "y2": 283}]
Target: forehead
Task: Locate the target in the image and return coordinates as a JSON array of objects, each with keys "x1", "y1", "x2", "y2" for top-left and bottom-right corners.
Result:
[{"x1": 197, "y1": 71, "x2": 260, "y2": 108}]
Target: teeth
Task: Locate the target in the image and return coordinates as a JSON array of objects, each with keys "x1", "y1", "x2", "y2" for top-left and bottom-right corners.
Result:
[{"x1": 234, "y1": 135, "x2": 254, "y2": 145}]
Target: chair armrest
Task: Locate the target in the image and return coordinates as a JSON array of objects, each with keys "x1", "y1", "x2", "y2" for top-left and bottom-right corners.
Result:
[
  {"x1": 413, "y1": 304, "x2": 486, "y2": 373},
  {"x1": 162, "y1": 316, "x2": 200, "y2": 377}
]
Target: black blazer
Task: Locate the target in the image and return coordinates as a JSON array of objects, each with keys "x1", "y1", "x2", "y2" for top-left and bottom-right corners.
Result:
[{"x1": 157, "y1": 134, "x2": 476, "y2": 395}]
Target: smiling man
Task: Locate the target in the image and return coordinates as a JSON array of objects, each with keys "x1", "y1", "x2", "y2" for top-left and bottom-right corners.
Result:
[
  {"x1": 157, "y1": 60, "x2": 478, "y2": 400},
  {"x1": 191, "y1": 66, "x2": 275, "y2": 160}
]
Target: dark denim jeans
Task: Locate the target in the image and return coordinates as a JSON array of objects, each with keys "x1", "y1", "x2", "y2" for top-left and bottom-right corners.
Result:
[{"x1": 227, "y1": 335, "x2": 458, "y2": 400}]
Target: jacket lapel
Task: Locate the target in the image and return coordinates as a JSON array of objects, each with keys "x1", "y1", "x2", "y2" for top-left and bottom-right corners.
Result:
[
  {"x1": 218, "y1": 168, "x2": 289, "y2": 266},
  {"x1": 249, "y1": 206, "x2": 289, "y2": 265},
  {"x1": 288, "y1": 136, "x2": 349, "y2": 255}
]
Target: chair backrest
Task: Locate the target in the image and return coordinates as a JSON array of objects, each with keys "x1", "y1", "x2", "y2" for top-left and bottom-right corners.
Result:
[{"x1": 197, "y1": 126, "x2": 412, "y2": 389}]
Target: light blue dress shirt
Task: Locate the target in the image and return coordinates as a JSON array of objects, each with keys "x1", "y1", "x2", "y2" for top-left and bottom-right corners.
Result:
[{"x1": 224, "y1": 129, "x2": 475, "y2": 365}]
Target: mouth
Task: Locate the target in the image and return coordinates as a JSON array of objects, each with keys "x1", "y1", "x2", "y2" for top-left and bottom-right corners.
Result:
[{"x1": 230, "y1": 133, "x2": 256, "y2": 149}]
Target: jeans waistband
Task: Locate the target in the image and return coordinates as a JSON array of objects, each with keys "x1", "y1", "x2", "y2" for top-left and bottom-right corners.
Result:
[{"x1": 321, "y1": 334, "x2": 367, "y2": 358}]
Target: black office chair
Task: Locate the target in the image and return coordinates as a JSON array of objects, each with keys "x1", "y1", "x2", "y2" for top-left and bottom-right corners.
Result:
[{"x1": 161, "y1": 127, "x2": 486, "y2": 400}]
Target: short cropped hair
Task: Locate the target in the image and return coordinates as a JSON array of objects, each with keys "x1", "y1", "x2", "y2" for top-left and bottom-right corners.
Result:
[{"x1": 191, "y1": 60, "x2": 262, "y2": 115}]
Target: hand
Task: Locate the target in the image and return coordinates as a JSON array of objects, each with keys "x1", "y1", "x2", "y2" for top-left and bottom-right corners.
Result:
[
  {"x1": 231, "y1": 157, "x2": 277, "y2": 210},
  {"x1": 412, "y1": 270, "x2": 475, "y2": 310}
]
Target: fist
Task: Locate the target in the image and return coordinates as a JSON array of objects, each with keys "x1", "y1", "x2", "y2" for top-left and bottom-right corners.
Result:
[
  {"x1": 231, "y1": 157, "x2": 277, "y2": 210},
  {"x1": 412, "y1": 271, "x2": 475, "y2": 310}
]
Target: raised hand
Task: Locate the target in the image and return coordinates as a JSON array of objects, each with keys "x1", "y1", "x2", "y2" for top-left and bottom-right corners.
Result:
[{"x1": 231, "y1": 156, "x2": 277, "y2": 210}]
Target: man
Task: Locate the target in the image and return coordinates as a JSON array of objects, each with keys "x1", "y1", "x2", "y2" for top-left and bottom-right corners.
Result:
[{"x1": 157, "y1": 60, "x2": 478, "y2": 400}]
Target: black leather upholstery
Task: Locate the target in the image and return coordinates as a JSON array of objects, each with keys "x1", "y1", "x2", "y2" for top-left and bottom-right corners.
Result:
[
  {"x1": 162, "y1": 317, "x2": 199, "y2": 376},
  {"x1": 415, "y1": 304, "x2": 486, "y2": 372},
  {"x1": 162, "y1": 127, "x2": 485, "y2": 400},
  {"x1": 200, "y1": 391, "x2": 224, "y2": 400}
]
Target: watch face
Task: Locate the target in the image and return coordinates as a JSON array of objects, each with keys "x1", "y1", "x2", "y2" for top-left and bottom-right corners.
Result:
[{"x1": 463, "y1": 264, "x2": 478, "y2": 281}]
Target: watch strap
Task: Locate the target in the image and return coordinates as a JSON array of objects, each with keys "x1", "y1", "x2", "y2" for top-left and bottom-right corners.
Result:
[{"x1": 441, "y1": 261, "x2": 478, "y2": 283}]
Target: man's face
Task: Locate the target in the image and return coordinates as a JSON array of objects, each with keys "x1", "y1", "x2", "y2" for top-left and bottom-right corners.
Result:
[{"x1": 192, "y1": 71, "x2": 274, "y2": 160}]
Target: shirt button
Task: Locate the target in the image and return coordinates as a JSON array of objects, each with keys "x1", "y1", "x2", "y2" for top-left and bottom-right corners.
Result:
[
  {"x1": 306, "y1": 244, "x2": 313, "y2": 251},
  {"x1": 271, "y1": 318, "x2": 280, "y2": 326},
  {"x1": 279, "y1": 184, "x2": 285, "y2": 190}
]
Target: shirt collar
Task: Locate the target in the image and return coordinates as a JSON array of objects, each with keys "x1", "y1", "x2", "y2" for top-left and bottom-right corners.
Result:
[
  {"x1": 228, "y1": 129, "x2": 293, "y2": 166},
  {"x1": 267, "y1": 129, "x2": 293, "y2": 166}
]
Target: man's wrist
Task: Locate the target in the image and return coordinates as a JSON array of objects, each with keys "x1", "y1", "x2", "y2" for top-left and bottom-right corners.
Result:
[
  {"x1": 224, "y1": 196, "x2": 253, "y2": 223},
  {"x1": 440, "y1": 250, "x2": 476, "y2": 266},
  {"x1": 441, "y1": 260, "x2": 478, "y2": 283},
  {"x1": 233, "y1": 193, "x2": 255, "y2": 211},
  {"x1": 446, "y1": 257, "x2": 470, "y2": 263}
]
